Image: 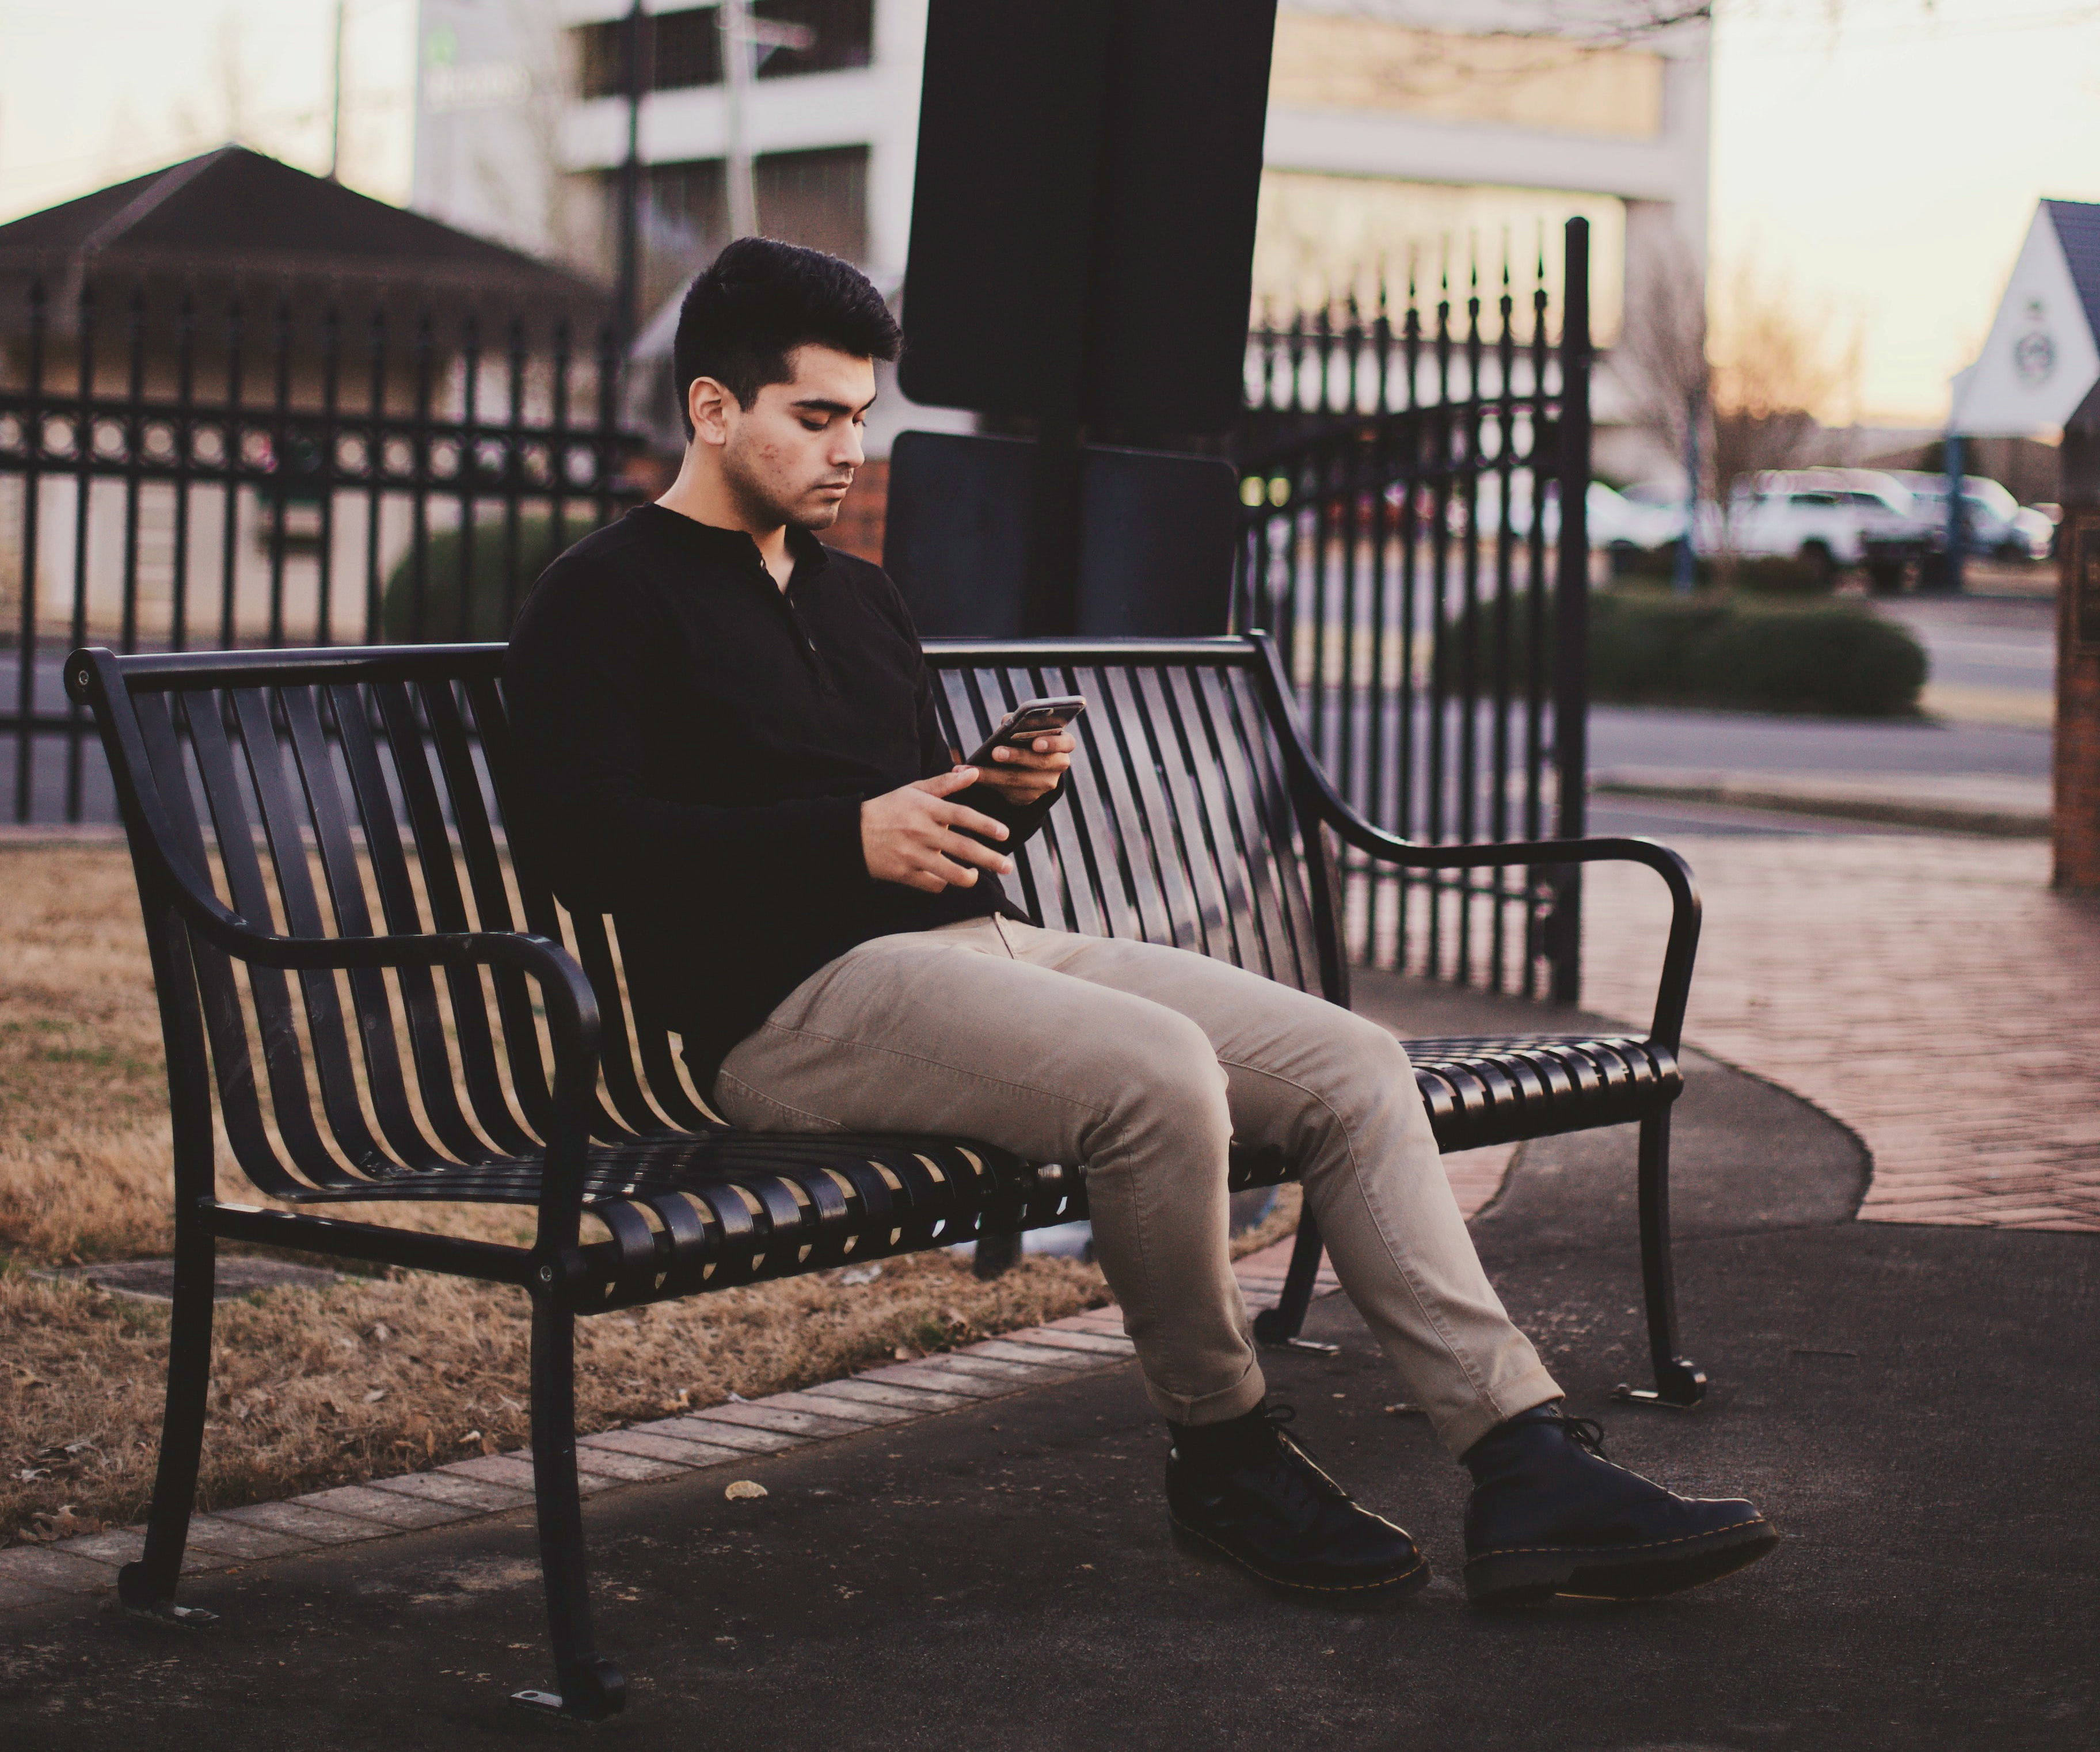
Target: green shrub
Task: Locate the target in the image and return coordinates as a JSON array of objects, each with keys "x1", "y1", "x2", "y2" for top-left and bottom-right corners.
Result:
[
  {"x1": 1441, "y1": 586, "x2": 1927, "y2": 717},
  {"x1": 378, "y1": 515, "x2": 575, "y2": 643},
  {"x1": 1611, "y1": 546, "x2": 1833, "y2": 596}
]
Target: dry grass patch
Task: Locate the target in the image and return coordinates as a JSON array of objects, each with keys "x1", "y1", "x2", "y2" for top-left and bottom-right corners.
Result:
[
  {"x1": 0, "y1": 1248, "x2": 1117, "y2": 1544},
  {"x1": 0, "y1": 843, "x2": 1303, "y2": 1545},
  {"x1": 0, "y1": 846, "x2": 182, "y2": 1263}
]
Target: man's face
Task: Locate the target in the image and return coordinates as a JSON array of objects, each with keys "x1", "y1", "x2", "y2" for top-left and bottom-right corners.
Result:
[{"x1": 701, "y1": 344, "x2": 876, "y2": 531}]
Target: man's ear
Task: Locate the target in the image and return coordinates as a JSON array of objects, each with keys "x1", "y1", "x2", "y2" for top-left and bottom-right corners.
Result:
[{"x1": 687, "y1": 376, "x2": 736, "y2": 447}]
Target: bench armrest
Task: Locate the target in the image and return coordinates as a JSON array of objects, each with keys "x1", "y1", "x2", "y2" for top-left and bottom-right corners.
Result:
[
  {"x1": 1326, "y1": 810, "x2": 1699, "y2": 1050},
  {"x1": 154, "y1": 874, "x2": 606, "y2": 1248},
  {"x1": 1247, "y1": 633, "x2": 1700, "y2": 1049}
]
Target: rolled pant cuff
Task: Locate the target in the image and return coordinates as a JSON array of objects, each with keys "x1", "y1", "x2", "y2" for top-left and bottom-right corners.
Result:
[
  {"x1": 1142, "y1": 1358, "x2": 1269, "y2": 1427},
  {"x1": 1433, "y1": 1369, "x2": 1565, "y2": 1461}
]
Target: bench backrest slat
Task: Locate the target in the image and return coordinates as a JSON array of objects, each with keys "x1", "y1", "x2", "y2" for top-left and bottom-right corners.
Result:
[
  {"x1": 85, "y1": 639, "x2": 1335, "y2": 1201},
  {"x1": 462, "y1": 670, "x2": 561, "y2": 1130},
  {"x1": 420, "y1": 679, "x2": 545, "y2": 1157},
  {"x1": 184, "y1": 687, "x2": 368, "y2": 1189},
  {"x1": 929, "y1": 656, "x2": 1329, "y2": 1000},
  {"x1": 324, "y1": 679, "x2": 476, "y2": 1165},
  {"x1": 368, "y1": 679, "x2": 513, "y2": 1163},
  {"x1": 285, "y1": 685, "x2": 452, "y2": 1166},
  {"x1": 133, "y1": 688, "x2": 311, "y2": 1201},
  {"x1": 229, "y1": 684, "x2": 409, "y2": 1174}
]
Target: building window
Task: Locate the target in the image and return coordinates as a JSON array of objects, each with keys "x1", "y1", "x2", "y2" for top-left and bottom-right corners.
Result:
[
  {"x1": 753, "y1": 145, "x2": 869, "y2": 261},
  {"x1": 620, "y1": 144, "x2": 871, "y2": 316},
  {"x1": 576, "y1": 1, "x2": 874, "y2": 101}
]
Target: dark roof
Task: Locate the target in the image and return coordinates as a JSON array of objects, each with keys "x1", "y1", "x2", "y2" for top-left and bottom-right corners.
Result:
[
  {"x1": 0, "y1": 145, "x2": 604, "y2": 309},
  {"x1": 2045, "y1": 199, "x2": 2100, "y2": 352}
]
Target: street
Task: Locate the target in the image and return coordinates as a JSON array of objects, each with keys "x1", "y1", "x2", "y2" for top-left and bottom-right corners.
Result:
[{"x1": 0, "y1": 591, "x2": 2059, "y2": 836}]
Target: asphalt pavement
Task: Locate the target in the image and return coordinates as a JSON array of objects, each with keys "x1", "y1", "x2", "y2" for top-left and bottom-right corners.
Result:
[{"x1": 1872, "y1": 592, "x2": 2055, "y2": 721}]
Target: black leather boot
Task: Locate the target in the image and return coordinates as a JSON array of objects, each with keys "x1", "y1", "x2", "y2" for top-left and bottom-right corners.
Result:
[
  {"x1": 1463, "y1": 1402, "x2": 1779, "y2": 1605},
  {"x1": 1166, "y1": 1403, "x2": 1428, "y2": 1605}
]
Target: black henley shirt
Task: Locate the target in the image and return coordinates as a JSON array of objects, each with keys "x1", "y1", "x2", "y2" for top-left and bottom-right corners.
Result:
[{"x1": 503, "y1": 503, "x2": 1059, "y2": 1086}]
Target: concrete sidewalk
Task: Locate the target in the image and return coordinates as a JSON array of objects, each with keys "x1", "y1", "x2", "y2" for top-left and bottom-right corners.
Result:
[
  {"x1": 1591, "y1": 768, "x2": 2050, "y2": 837},
  {"x1": 2, "y1": 1034, "x2": 2091, "y2": 1750}
]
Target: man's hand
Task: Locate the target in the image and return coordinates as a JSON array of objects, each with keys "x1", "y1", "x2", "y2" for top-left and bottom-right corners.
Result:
[
  {"x1": 861, "y1": 768, "x2": 1015, "y2": 893},
  {"x1": 971, "y1": 728, "x2": 1075, "y2": 807}
]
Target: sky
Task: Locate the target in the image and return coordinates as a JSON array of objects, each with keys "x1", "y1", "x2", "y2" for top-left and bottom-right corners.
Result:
[
  {"x1": 1710, "y1": 0, "x2": 2100, "y2": 422},
  {"x1": 1, "y1": 0, "x2": 2097, "y2": 426}
]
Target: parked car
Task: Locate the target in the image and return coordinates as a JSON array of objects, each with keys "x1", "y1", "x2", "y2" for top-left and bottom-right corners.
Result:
[
  {"x1": 2026, "y1": 502, "x2": 2064, "y2": 560},
  {"x1": 1882, "y1": 470, "x2": 2034, "y2": 559},
  {"x1": 1439, "y1": 475, "x2": 1686, "y2": 554},
  {"x1": 1716, "y1": 469, "x2": 1932, "y2": 585},
  {"x1": 1621, "y1": 479, "x2": 1690, "y2": 512},
  {"x1": 2009, "y1": 505, "x2": 2057, "y2": 561}
]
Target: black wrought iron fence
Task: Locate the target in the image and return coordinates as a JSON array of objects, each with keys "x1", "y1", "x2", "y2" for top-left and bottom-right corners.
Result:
[
  {"x1": 0, "y1": 276, "x2": 641, "y2": 823},
  {"x1": 4, "y1": 237, "x2": 1596, "y2": 1004},
  {"x1": 1229, "y1": 218, "x2": 1593, "y2": 1002}
]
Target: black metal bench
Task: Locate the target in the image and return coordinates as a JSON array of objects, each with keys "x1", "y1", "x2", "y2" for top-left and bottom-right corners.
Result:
[{"x1": 71, "y1": 631, "x2": 1700, "y2": 1720}]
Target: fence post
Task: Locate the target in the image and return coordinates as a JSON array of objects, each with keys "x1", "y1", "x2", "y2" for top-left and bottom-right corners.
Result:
[{"x1": 1550, "y1": 216, "x2": 1592, "y2": 1006}]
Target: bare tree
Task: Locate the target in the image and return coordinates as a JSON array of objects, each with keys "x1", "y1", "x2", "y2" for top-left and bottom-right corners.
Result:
[
  {"x1": 1615, "y1": 230, "x2": 1710, "y2": 494},
  {"x1": 1706, "y1": 257, "x2": 1857, "y2": 521},
  {"x1": 1615, "y1": 243, "x2": 1864, "y2": 557}
]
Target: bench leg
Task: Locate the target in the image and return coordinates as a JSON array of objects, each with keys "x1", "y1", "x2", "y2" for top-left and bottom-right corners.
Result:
[
  {"x1": 119, "y1": 1215, "x2": 220, "y2": 1625},
  {"x1": 1614, "y1": 1109, "x2": 1708, "y2": 1410},
  {"x1": 1251, "y1": 1207, "x2": 1341, "y2": 1355},
  {"x1": 511, "y1": 1300, "x2": 627, "y2": 1721}
]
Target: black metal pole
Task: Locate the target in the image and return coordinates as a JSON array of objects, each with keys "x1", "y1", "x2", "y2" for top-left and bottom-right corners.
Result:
[
  {"x1": 1021, "y1": 0, "x2": 1110, "y2": 637},
  {"x1": 613, "y1": 0, "x2": 645, "y2": 353},
  {"x1": 1550, "y1": 216, "x2": 1592, "y2": 1006}
]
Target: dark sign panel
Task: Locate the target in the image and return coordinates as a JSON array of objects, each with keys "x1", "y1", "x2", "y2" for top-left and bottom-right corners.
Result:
[{"x1": 899, "y1": 0, "x2": 1277, "y2": 434}]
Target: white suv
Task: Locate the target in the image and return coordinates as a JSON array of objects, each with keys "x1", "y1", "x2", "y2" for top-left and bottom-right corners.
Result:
[
  {"x1": 1715, "y1": 469, "x2": 1932, "y2": 582},
  {"x1": 1881, "y1": 470, "x2": 2038, "y2": 559}
]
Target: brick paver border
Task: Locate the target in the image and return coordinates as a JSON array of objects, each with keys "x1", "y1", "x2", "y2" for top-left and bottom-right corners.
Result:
[{"x1": 1582, "y1": 833, "x2": 2100, "y2": 1235}]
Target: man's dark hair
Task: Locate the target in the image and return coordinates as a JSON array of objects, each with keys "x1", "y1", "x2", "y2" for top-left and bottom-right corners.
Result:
[{"x1": 671, "y1": 237, "x2": 901, "y2": 433}]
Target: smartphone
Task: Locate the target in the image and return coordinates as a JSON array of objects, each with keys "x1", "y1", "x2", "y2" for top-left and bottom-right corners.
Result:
[{"x1": 963, "y1": 695, "x2": 1087, "y2": 769}]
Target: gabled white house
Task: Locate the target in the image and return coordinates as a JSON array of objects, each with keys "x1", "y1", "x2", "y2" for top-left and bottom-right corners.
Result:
[{"x1": 1951, "y1": 199, "x2": 2100, "y2": 439}]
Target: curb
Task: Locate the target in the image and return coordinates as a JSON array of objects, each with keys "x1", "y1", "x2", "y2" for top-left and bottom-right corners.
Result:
[
  {"x1": 0, "y1": 1239, "x2": 1342, "y2": 1613},
  {"x1": 1591, "y1": 776, "x2": 2048, "y2": 838}
]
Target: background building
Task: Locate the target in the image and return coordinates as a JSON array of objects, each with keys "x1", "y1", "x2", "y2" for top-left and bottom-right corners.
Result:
[{"x1": 410, "y1": 0, "x2": 1711, "y2": 471}]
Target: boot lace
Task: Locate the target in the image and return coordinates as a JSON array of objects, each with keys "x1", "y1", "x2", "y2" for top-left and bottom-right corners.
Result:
[
  {"x1": 1250, "y1": 1404, "x2": 1351, "y2": 1508},
  {"x1": 1537, "y1": 1408, "x2": 1608, "y2": 1456}
]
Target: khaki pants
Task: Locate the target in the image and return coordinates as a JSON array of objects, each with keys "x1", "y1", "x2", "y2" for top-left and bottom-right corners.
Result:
[{"x1": 714, "y1": 915, "x2": 1560, "y2": 1457}]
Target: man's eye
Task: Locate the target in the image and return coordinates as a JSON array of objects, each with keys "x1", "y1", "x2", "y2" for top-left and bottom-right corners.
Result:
[{"x1": 800, "y1": 420, "x2": 826, "y2": 432}]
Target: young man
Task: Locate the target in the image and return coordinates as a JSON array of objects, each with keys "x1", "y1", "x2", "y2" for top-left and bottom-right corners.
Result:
[{"x1": 505, "y1": 238, "x2": 1778, "y2": 1608}]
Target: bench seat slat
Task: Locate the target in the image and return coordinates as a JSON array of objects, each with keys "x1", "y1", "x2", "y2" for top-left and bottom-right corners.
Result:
[{"x1": 219, "y1": 1033, "x2": 1673, "y2": 1307}]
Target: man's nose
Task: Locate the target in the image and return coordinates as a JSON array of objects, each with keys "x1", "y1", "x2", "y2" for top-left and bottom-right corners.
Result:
[{"x1": 832, "y1": 424, "x2": 865, "y2": 470}]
